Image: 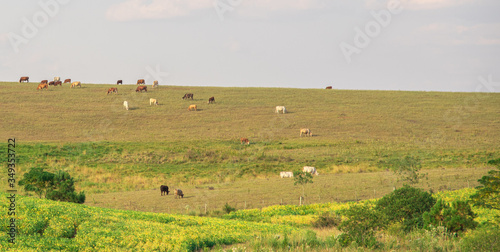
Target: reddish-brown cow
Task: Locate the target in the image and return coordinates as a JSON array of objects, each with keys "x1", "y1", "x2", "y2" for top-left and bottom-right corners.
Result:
[{"x1": 136, "y1": 86, "x2": 147, "y2": 92}]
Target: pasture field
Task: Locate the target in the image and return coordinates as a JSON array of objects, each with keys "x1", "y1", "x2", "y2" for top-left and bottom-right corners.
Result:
[
  {"x1": 1, "y1": 81, "x2": 499, "y2": 251},
  {"x1": 1, "y1": 81, "x2": 499, "y2": 194}
]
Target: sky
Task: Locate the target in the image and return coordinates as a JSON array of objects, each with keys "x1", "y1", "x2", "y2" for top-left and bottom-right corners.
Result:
[{"x1": 1, "y1": 0, "x2": 499, "y2": 92}]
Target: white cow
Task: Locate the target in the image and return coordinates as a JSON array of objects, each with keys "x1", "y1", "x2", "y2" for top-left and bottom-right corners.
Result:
[
  {"x1": 275, "y1": 106, "x2": 286, "y2": 114},
  {"x1": 150, "y1": 98, "x2": 158, "y2": 105},
  {"x1": 280, "y1": 171, "x2": 293, "y2": 178},
  {"x1": 303, "y1": 166, "x2": 319, "y2": 175},
  {"x1": 123, "y1": 101, "x2": 129, "y2": 110},
  {"x1": 54, "y1": 76, "x2": 60, "y2": 82}
]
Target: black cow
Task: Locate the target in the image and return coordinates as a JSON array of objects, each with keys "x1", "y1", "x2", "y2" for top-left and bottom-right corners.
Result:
[{"x1": 160, "y1": 185, "x2": 169, "y2": 196}]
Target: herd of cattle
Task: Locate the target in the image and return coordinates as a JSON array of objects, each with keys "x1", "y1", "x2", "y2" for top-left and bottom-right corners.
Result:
[{"x1": 20, "y1": 75, "x2": 331, "y2": 197}]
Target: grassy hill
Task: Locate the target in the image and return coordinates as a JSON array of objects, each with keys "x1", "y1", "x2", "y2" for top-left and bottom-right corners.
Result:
[{"x1": 1, "y1": 82, "x2": 499, "y2": 251}]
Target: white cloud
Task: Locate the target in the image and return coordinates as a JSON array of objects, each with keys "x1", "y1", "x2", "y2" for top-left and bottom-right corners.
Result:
[{"x1": 106, "y1": 0, "x2": 212, "y2": 21}]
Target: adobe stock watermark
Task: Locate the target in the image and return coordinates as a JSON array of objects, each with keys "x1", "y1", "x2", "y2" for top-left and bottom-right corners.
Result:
[
  {"x1": 7, "y1": 0, "x2": 70, "y2": 53},
  {"x1": 213, "y1": 0, "x2": 242, "y2": 21},
  {"x1": 143, "y1": 64, "x2": 170, "y2": 84},
  {"x1": 340, "y1": 0, "x2": 403, "y2": 64}
]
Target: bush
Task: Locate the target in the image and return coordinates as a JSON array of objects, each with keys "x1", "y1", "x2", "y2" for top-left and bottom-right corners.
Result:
[
  {"x1": 423, "y1": 199, "x2": 477, "y2": 234},
  {"x1": 337, "y1": 204, "x2": 385, "y2": 248},
  {"x1": 312, "y1": 212, "x2": 341, "y2": 228},
  {"x1": 19, "y1": 168, "x2": 85, "y2": 204},
  {"x1": 460, "y1": 226, "x2": 500, "y2": 252},
  {"x1": 470, "y1": 159, "x2": 500, "y2": 210},
  {"x1": 223, "y1": 203, "x2": 236, "y2": 214},
  {"x1": 375, "y1": 185, "x2": 435, "y2": 232}
]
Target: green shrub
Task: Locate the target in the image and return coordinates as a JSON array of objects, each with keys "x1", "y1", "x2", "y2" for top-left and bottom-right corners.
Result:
[
  {"x1": 470, "y1": 159, "x2": 500, "y2": 210},
  {"x1": 460, "y1": 226, "x2": 500, "y2": 252},
  {"x1": 375, "y1": 185, "x2": 435, "y2": 232},
  {"x1": 423, "y1": 199, "x2": 477, "y2": 234},
  {"x1": 312, "y1": 212, "x2": 341, "y2": 228},
  {"x1": 19, "y1": 168, "x2": 85, "y2": 203},
  {"x1": 337, "y1": 204, "x2": 385, "y2": 248},
  {"x1": 223, "y1": 203, "x2": 236, "y2": 214}
]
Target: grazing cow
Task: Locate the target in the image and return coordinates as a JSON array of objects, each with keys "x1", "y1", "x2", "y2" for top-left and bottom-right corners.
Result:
[
  {"x1": 303, "y1": 166, "x2": 319, "y2": 175},
  {"x1": 182, "y1": 93, "x2": 194, "y2": 100},
  {"x1": 54, "y1": 81, "x2": 62, "y2": 86},
  {"x1": 64, "y1": 79, "x2": 71, "y2": 83},
  {"x1": 188, "y1": 104, "x2": 197, "y2": 111},
  {"x1": 240, "y1": 138, "x2": 250, "y2": 145},
  {"x1": 136, "y1": 86, "x2": 147, "y2": 92},
  {"x1": 152, "y1": 80, "x2": 158, "y2": 88},
  {"x1": 71, "y1": 81, "x2": 81, "y2": 88},
  {"x1": 275, "y1": 106, "x2": 286, "y2": 114},
  {"x1": 174, "y1": 189, "x2": 184, "y2": 199},
  {"x1": 150, "y1": 98, "x2": 158, "y2": 105},
  {"x1": 41, "y1": 80, "x2": 48, "y2": 84},
  {"x1": 300, "y1": 128, "x2": 312, "y2": 137},
  {"x1": 208, "y1": 96, "x2": 215, "y2": 104},
  {"x1": 19, "y1": 76, "x2": 29, "y2": 83},
  {"x1": 54, "y1": 77, "x2": 60, "y2": 82},
  {"x1": 107, "y1": 88, "x2": 118, "y2": 95},
  {"x1": 117, "y1": 80, "x2": 123, "y2": 85},
  {"x1": 326, "y1": 86, "x2": 332, "y2": 89},
  {"x1": 37, "y1": 83, "x2": 48, "y2": 90},
  {"x1": 123, "y1": 101, "x2": 129, "y2": 110},
  {"x1": 48, "y1": 81, "x2": 55, "y2": 86},
  {"x1": 137, "y1": 79, "x2": 145, "y2": 85},
  {"x1": 160, "y1": 185, "x2": 169, "y2": 196},
  {"x1": 280, "y1": 171, "x2": 293, "y2": 178}
]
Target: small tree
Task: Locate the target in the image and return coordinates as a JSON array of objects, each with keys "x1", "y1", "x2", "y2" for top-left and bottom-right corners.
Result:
[
  {"x1": 392, "y1": 155, "x2": 427, "y2": 185},
  {"x1": 375, "y1": 185, "x2": 435, "y2": 232},
  {"x1": 470, "y1": 159, "x2": 500, "y2": 210},
  {"x1": 293, "y1": 171, "x2": 313, "y2": 205},
  {"x1": 46, "y1": 171, "x2": 86, "y2": 204},
  {"x1": 18, "y1": 168, "x2": 85, "y2": 204},
  {"x1": 423, "y1": 199, "x2": 477, "y2": 234},
  {"x1": 18, "y1": 167, "x2": 55, "y2": 198}
]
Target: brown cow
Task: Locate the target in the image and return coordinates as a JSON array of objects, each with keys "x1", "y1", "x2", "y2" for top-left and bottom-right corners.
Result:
[
  {"x1": 152, "y1": 80, "x2": 158, "y2": 88},
  {"x1": 240, "y1": 138, "x2": 250, "y2": 145},
  {"x1": 137, "y1": 79, "x2": 145, "y2": 85},
  {"x1": 41, "y1": 80, "x2": 48, "y2": 84},
  {"x1": 37, "y1": 83, "x2": 48, "y2": 90},
  {"x1": 188, "y1": 104, "x2": 197, "y2": 111},
  {"x1": 48, "y1": 81, "x2": 55, "y2": 86},
  {"x1": 208, "y1": 96, "x2": 215, "y2": 104},
  {"x1": 174, "y1": 189, "x2": 184, "y2": 199},
  {"x1": 117, "y1": 80, "x2": 122, "y2": 85},
  {"x1": 54, "y1": 81, "x2": 62, "y2": 86},
  {"x1": 107, "y1": 88, "x2": 118, "y2": 95},
  {"x1": 64, "y1": 79, "x2": 71, "y2": 83},
  {"x1": 71, "y1": 81, "x2": 81, "y2": 88},
  {"x1": 19, "y1": 76, "x2": 29, "y2": 83},
  {"x1": 182, "y1": 93, "x2": 193, "y2": 100},
  {"x1": 136, "y1": 86, "x2": 147, "y2": 92},
  {"x1": 326, "y1": 86, "x2": 332, "y2": 89}
]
